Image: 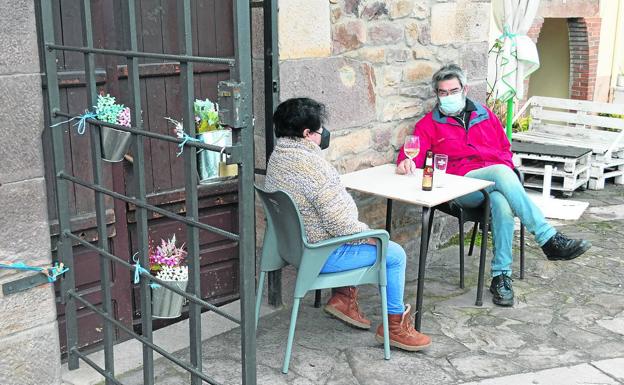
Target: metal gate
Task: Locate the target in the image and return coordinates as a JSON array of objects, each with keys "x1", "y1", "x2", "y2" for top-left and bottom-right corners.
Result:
[{"x1": 40, "y1": 0, "x2": 256, "y2": 383}]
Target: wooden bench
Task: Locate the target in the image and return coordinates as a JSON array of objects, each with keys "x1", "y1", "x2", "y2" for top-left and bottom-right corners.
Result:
[{"x1": 513, "y1": 96, "x2": 624, "y2": 190}]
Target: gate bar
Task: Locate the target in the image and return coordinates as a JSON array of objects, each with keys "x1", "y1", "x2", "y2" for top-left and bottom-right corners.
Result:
[
  {"x1": 58, "y1": 172, "x2": 240, "y2": 241},
  {"x1": 124, "y1": 1, "x2": 154, "y2": 383},
  {"x1": 53, "y1": 111, "x2": 239, "y2": 156},
  {"x1": 70, "y1": 349, "x2": 123, "y2": 385},
  {"x1": 176, "y1": 1, "x2": 204, "y2": 384},
  {"x1": 65, "y1": 232, "x2": 241, "y2": 323},
  {"x1": 80, "y1": 0, "x2": 115, "y2": 383},
  {"x1": 45, "y1": 44, "x2": 234, "y2": 65},
  {"x1": 39, "y1": 0, "x2": 80, "y2": 370},
  {"x1": 263, "y1": 0, "x2": 283, "y2": 307},
  {"x1": 233, "y1": 0, "x2": 257, "y2": 383},
  {"x1": 68, "y1": 292, "x2": 222, "y2": 385}
]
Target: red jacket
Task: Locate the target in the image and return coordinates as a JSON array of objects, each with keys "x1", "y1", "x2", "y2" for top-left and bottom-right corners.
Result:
[{"x1": 397, "y1": 99, "x2": 514, "y2": 176}]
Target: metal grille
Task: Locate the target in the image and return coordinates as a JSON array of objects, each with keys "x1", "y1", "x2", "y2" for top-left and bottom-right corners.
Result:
[{"x1": 40, "y1": 1, "x2": 256, "y2": 384}]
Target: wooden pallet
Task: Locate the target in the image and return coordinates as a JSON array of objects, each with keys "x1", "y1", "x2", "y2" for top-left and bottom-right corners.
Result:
[
  {"x1": 512, "y1": 141, "x2": 592, "y2": 197},
  {"x1": 512, "y1": 96, "x2": 624, "y2": 190},
  {"x1": 588, "y1": 149, "x2": 624, "y2": 190}
]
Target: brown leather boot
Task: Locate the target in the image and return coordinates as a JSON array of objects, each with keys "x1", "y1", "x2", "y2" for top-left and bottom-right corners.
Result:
[
  {"x1": 323, "y1": 286, "x2": 371, "y2": 329},
  {"x1": 375, "y1": 304, "x2": 431, "y2": 351}
]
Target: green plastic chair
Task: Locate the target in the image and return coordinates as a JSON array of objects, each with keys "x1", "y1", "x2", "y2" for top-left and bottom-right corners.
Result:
[{"x1": 254, "y1": 186, "x2": 391, "y2": 374}]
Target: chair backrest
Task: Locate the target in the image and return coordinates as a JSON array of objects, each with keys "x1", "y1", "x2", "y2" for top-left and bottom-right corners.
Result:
[{"x1": 255, "y1": 186, "x2": 306, "y2": 268}]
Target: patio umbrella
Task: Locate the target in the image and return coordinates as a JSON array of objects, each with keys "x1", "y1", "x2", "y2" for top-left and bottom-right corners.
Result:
[{"x1": 488, "y1": 0, "x2": 541, "y2": 139}]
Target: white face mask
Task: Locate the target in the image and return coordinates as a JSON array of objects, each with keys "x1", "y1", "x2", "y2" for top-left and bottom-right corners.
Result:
[{"x1": 438, "y1": 92, "x2": 466, "y2": 116}]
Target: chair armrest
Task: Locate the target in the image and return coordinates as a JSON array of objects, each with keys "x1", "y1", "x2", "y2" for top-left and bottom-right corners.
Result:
[{"x1": 306, "y1": 229, "x2": 389, "y2": 250}]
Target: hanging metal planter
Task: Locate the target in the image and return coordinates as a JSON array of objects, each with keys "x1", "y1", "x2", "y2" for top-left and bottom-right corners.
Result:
[
  {"x1": 101, "y1": 126, "x2": 132, "y2": 162},
  {"x1": 151, "y1": 279, "x2": 189, "y2": 319},
  {"x1": 197, "y1": 129, "x2": 237, "y2": 182}
]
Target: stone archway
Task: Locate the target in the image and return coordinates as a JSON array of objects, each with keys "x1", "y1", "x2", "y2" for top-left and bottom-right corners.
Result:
[
  {"x1": 567, "y1": 17, "x2": 601, "y2": 101},
  {"x1": 526, "y1": 16, "x2": 601, "y2": 101}
]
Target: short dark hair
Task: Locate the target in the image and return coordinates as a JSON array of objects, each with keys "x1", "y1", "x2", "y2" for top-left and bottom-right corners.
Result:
[
  {"x1": 431, "y1": 63, "x2": 467, "y2": 91},
  {"x1": 273, "y1": 98, "x2": 327, "y2": 138}
]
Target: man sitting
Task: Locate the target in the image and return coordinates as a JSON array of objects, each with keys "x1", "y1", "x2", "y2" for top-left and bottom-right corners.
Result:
[{"x1": 396, "y1": 64, "x2": 591, "y2": 307}]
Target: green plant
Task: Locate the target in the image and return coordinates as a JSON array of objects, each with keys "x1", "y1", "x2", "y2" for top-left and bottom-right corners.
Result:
[{"x1": 194, "y1": 98, "x2": 220, "y2": 133}]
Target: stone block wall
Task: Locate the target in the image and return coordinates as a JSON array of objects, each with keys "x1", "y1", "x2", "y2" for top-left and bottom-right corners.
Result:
[
  {"x1": 0, "y1": 1, "x2": 62, "y2": 384},
  {"x1": 268, "y1": 0, "x2": 492, "y2": 258}
]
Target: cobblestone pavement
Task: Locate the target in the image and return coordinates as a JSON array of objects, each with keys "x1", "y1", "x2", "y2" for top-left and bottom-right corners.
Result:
[{"x1": 117, "y1": 185, "x2": 624, "y2": 385}]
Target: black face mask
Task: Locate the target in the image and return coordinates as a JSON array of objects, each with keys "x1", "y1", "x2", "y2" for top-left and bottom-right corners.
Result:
[{"x1": 319, "y1": 128, "x2": 331, "y2": 150}]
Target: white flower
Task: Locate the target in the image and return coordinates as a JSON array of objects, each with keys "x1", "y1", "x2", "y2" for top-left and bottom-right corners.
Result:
[{"x1": 156, "y1": 265, "x2": 188, "y2": 281}]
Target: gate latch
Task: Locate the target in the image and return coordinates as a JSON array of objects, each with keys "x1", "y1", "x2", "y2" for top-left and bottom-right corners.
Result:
[{"x1": 217, "y1": 81, "x2": 247, "y2": 129}]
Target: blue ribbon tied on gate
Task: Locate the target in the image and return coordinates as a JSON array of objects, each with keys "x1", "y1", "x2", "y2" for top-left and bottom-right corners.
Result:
[
  {"x1": 176, "y1": 132, "x2": 204, "y2": 157},
  {"x1": 50, "y1": 111, "x2": 99, "y2": 135},
  {"x1": 132, "y1": 253, "x2": 160, "y2": 289},
  {"x1": 0, "y1": 261, "x2": 69, "y2": 283}
]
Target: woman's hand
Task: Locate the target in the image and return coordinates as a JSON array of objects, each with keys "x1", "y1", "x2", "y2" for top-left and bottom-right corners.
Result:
[{"x1": 396, "y1": 159, "x2": 416, "y2": 175}]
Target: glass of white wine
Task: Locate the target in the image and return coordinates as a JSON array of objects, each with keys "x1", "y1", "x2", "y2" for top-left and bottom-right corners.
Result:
[{"x1": 403, "y1": 135, "x2": 420, "y2": 175}]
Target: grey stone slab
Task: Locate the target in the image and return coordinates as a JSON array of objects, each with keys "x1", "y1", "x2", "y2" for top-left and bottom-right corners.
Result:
[
  {"x1": 0, "y1": 178, "x2": 52, "y2": 274},
  {"x1": 448, "y1": 351, "x2": 524, "y2": 381},
  {"x1": 0, "y1": 74, "x2": 46, "y2": 183},
  {"x1": 459, "y1": 363, "x2": 619, "y2": 385},
  {"x1": 592, "y1": 358, "x2": 624, "y2": 382},
  {"x1": 0, "y1": 284, "x2": 56, "y2": 339},
  {"x1": 0, "y1": 322, "x2": 61, "y2": 385},
  {"x1": 0, "y1": 0, "x2": 40, "y2": 75},
  {"x1": 279, "y1": 57, "x2": 376, "y2": 131}
]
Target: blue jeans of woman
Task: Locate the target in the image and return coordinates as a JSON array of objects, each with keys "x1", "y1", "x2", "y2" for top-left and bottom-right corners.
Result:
[
  {"x1": 454, "y1": 164, "x2": 557, "y2": 277},
  {"x1": 321, "y1": 240, "x2": 406, "y2": 315}
]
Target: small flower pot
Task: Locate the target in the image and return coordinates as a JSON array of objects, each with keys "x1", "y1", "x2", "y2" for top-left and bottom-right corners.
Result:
[
  {"x1": 151, "y1": 279, "x2": 188, "y2": 319},
  {"x1": 101, "y1": 126, "x2": 132, "y2": 162}
]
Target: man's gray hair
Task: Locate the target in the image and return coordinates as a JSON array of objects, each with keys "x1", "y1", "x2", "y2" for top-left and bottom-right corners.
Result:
[{"x1": 431, "y1": 64, "x2": 467, "y2": 91}]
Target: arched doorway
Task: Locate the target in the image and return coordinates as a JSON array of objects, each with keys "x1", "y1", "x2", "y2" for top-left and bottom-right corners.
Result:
[{"x1": 528, "y1": 18, "x2": 571, "y2": 99}]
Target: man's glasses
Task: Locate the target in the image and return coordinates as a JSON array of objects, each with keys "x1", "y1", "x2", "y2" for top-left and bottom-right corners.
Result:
[{"x1": 436, "y1": 87, "x2": 462, "y2": 97}]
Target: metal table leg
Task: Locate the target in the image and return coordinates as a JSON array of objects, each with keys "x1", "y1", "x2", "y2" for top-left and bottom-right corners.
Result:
[
  {"x1": 385, "y1": 198, "x2": 393, "y2": 236},
  {"x1": 475, "y1": 189, "x2": 490, "y2": 306},
  {"x1": 415, "y1": 206, "x2": 432, "y2": 331}
]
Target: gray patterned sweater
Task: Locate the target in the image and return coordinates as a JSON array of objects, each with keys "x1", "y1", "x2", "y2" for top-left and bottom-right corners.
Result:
[{"x1": 265, "y1": 137, "x2": 369, "y2": 244}]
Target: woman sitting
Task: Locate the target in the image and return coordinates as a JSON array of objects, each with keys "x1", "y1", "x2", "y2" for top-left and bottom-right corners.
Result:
[{"x1": 265, "y1": 97, "x2": 431, "y2": 351}]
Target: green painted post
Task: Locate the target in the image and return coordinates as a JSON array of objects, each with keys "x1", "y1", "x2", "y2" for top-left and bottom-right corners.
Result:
[{"x1": 506, "y1": 98, "x2": 514, "y2": 141}]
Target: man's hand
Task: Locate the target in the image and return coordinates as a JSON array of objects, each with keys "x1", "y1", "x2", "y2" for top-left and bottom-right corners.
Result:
[{"x1": 396, "y1": 159, "x2": 416, "y2": 175}]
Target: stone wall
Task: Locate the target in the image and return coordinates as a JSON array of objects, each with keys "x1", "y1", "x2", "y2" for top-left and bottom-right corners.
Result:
[
  {"x1": 0, "y1": 1, "x2": 62, "y2": 384},
  {"x1": 260, "y1": 0, "x2": 492, "y2": 259}
]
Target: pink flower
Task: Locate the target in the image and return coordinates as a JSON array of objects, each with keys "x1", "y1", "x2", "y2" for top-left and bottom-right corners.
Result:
[
  {"x1": 117, "y1": 107, "x2": 131, "y2": 127},
  {"x1": 148, "y1": 235, "x2": 187, "y2": 272}
]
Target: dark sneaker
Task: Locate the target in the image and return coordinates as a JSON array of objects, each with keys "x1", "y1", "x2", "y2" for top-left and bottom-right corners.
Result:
[
  {"x1": 490, "y1": 274, "x2": 514, "y2": 307},
  {"x1": 541, "y1": 232, "x2": 591, "y2": 261}
]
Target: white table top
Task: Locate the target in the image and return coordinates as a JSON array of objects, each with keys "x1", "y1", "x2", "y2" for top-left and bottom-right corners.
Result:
[{"x1": 340, "y1": 164, "x2": 494, "y2": 208}]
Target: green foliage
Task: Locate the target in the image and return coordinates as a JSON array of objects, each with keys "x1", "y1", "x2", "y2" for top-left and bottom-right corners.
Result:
[
  {"x1": 194, "y1": 98, "x2": 220, "y2": 133},
  {"x1": 95, "y1": 94, "x2": 125, "y2": 125}
]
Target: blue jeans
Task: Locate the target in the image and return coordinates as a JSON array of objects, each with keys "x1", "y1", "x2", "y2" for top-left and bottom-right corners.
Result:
[
  {"x1": 454, "y1": 165, "x2": 557, "y2": 277},
  {"x1": 321, "y1": 240, "x2": 406, "y2": 314}
]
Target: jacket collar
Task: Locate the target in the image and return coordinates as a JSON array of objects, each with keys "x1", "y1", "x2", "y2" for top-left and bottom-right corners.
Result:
[{"x1": 432, "y1": 98, "x2": 489, "y2": 128}]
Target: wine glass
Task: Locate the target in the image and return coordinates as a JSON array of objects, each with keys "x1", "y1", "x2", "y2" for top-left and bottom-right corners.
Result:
[{"x1": 403, "y1": 135, "x2": 420, "y2": 175}]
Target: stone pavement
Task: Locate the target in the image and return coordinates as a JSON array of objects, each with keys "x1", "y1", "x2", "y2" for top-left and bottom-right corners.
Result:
[{"x1": 117, "y1": 185, "x2": 624, "y2": 385}]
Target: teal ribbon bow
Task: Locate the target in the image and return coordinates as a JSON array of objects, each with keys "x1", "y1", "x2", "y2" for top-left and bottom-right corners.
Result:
[
  {"x1": 132, "y1": 253, "x2": 160, "y2": 289},
  {"x1": 0, "y1": 261, "x2": 69, "y2": 283},
  {"x1": 50, "y1": 111, "x2": 99, "y2": 135},
  {"x1": 177, "y1": 132, "x2": 203, "y2": 157}
]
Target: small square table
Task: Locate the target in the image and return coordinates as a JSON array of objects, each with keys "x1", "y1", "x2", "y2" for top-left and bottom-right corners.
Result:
[{"x1": 341, "y1": 164, "x2": 494, "y2": 330}]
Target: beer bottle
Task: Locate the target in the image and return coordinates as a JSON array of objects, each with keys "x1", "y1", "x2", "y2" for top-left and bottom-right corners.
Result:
[{"x1": 422, "y1": 150, "x2": 434, "y2": 191}]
